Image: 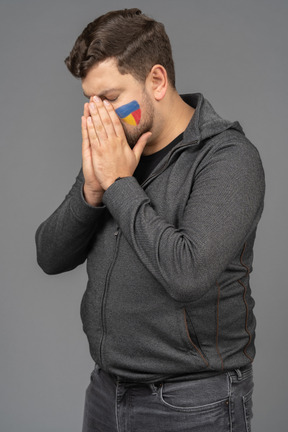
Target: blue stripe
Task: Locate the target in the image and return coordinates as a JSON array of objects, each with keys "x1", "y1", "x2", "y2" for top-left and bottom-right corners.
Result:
[{"x1": 115, "y1": 100, "x2": 140, "y2": 118}]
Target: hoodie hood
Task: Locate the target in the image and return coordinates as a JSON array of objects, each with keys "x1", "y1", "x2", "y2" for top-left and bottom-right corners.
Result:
[{"x1": 181, "y1": 93, "x2": 244, "y2": 143}]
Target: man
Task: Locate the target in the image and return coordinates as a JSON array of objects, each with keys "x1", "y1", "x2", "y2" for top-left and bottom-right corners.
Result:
[{"x1": 36, "y1": 8, "x2": 265, "y2": 432}]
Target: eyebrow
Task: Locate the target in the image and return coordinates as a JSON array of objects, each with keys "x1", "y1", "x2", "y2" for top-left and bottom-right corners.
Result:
[{"x1": 83, "y1": 88, "x2": 122, "y2": 100}]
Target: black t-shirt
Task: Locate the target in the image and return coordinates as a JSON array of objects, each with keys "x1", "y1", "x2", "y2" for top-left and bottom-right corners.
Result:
[{"x1": 134, "y1": 133, "x2": 184, "y2": 185}]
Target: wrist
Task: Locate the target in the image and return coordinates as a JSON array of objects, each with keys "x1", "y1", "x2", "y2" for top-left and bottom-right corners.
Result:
[{"x1": 83, "y1": 184, "x2": 103, "y2": 207}]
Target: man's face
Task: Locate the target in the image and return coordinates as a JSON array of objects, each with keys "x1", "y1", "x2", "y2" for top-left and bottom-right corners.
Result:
[{"x1": 82, "y1": 58, "x2": 154, "y2": 148}]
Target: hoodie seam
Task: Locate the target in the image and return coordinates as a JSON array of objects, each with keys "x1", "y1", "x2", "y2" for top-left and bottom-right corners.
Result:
[
  {"x1": 216, "y1": 282, "x2": 224, "y2": 370},
  {"x1": 238, "y1": 243, "x2": 253, "y2": 362}
]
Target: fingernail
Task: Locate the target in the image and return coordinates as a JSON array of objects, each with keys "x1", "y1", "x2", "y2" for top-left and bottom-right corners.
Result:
[
  {"x1": 89, "y1": 102, "x2": 95, "y2": 111},
  {"x1": 93, "y1": 96, "x2": 101, "y2": 103},
  {"x1": 103, "y1": 99, "x2": 110, "y2": 106}
]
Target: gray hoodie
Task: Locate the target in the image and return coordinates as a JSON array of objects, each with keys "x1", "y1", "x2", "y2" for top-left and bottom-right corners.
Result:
[{"x1": 36, "y1": 93, "x2": 265, "y2": 383}]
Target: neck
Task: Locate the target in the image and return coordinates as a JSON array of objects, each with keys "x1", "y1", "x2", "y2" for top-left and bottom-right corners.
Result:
[{"x1": 143, "y1": 91, "x2": 195, "y2": 156}]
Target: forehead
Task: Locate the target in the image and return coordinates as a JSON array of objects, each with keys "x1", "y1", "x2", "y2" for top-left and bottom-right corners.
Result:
[{"x1": 81, "y1": 58, "x2": 139, "y2": 98}]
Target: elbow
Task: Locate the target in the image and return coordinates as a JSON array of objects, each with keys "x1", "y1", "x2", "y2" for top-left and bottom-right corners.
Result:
[
  {"x1": 165, "y1": 271, "x2": 216, "y2": 303},
  {"x1": 36, "y1": 248, "x2": 85, "y2": 275},
  {"x1": 35, "y1": 229, "x2": 69, "y2": 275},
  {"x1": 36, "y1": 253, "x2": 62, "y2": 275},
  {"x1": 162, "y1": 243, "x2": 221, "y2": 302},
  {"x1": 35, "y1": 236, "x2": 59, "y2": 275}
]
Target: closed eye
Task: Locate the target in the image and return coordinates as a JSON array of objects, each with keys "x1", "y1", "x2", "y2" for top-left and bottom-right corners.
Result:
[{"x1": 104, "y1": 97, "x2": 118, "y2": 103}]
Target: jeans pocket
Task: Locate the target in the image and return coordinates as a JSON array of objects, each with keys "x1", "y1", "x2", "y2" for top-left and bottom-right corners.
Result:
[
  {"x1": 159, "y1": 382, "x2": 230, "y2": 431},
  {"x1": 242, "y1": 388, "x2": 253, "y2": 432},
  {"x1": 159, "y1": 377, "x2": 229, "y2": 412}
]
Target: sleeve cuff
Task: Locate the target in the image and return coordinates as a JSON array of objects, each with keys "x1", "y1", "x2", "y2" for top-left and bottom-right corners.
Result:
[
  {"x1": 102, "y1": 176, "x2": 149, "y2": 222},
  {"x1": 69, "y1": 186, "x2": 106, "y2": 223}
]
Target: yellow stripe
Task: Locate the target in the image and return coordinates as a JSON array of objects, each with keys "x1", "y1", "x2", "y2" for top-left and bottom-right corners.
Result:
[{"x1": 122, "y1": 114, "x2": 137, "y2": 126}]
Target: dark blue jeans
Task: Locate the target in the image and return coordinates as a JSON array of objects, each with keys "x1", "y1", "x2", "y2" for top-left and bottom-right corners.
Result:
[{"x1": 82, "y1": 365, "x2": 253, "y2": 432}]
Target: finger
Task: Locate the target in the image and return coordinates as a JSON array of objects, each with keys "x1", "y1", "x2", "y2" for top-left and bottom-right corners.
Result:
[
  {"x1": 81, "y1": 116, "x2": 89, "y2": 146},
  {"x1": 81, "y1": 116, "x2": 91, "y2": 156},
  {"x1": 83, "y1": 103, "x2": 90, "y2": 118},
  {"x1": 93, "y1": 97, "x2": 117, "y2": 137},
  {"x1": 89, "y1": 102, "x2": 108, "y2": 142},
  {"x1": 81, "y1": 117, "x2": 97, "y2": 184},
  {"x1": 102, "y1": 100, "x2": 125, "y2": 137},
  {"x1": 86, "y1": 115, "x2": 100, "y2": 148},
  {"x1": 133, "y1": 132, "x2": 152, "y2": 163}
]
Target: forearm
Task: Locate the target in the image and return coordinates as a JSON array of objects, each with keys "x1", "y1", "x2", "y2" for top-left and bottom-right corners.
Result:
[
  {"x1": 103, "y1": 177, "x2": 215, "y2": 301},
  {"x1": 36, "y1": 170, "x2": 106, "y2": 274},
  {"x1": 103, "y1": 143, "x2": 265, "y2": 302}
]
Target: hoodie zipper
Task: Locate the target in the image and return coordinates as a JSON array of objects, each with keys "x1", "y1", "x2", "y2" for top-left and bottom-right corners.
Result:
[
  {"x1": 98, "y1": 140, "x2": 198, "y2": 365},
  {"x1": 99, "y1": 227, "x2": 121, "y2": 367}
]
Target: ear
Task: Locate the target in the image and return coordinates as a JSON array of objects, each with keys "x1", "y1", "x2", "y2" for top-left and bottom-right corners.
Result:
[{"x1": 147, "y1": 64, "x2": 168, "y2": 101}]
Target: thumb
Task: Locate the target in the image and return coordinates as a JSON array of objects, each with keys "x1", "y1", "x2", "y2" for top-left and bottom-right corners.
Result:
[{"x1": 133, "y1": 132, "x2": 152, "y2": 162}]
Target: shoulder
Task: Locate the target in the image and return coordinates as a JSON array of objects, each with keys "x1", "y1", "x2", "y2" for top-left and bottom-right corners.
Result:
[{"x1": 202, "y1": 129, "x2": 264, "y2": 171}]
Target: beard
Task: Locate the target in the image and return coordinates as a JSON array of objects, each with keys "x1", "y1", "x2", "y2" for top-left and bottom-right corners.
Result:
[{"x1": 121, "y1": 90, "x2": 154, "y2": 148}]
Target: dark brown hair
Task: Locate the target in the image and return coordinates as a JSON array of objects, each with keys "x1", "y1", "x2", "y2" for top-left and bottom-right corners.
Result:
[{"x1": 64, "y1": 8, "x2": 175, "y2": 87}]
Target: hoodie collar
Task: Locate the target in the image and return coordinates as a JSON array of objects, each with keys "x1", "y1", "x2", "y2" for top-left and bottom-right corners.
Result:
[{"x1": 180, "y1": 93, "x2": 244, "y2": 145}]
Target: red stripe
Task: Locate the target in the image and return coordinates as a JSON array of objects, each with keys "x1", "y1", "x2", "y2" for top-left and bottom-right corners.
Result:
[{"x1": 132, "y1": 108, "x2": 141, "y2": 125}]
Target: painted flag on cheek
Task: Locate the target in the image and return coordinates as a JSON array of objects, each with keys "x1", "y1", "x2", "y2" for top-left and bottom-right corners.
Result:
[{"x1": 115, "y1": 100, "x2": 141, "y2": 126}]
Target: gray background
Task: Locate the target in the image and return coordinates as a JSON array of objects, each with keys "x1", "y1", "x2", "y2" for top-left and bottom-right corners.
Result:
[{"x1": 0, "y1": 0, "x2": 287, "y2": 430}]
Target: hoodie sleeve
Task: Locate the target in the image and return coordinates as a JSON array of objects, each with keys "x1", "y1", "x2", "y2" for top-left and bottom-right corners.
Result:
[
  {"x1": 102, "y1": 137, "x2": 265, "y2": 302},
  {"x1": 35, "y1": 169, "x2": 107, "y2": 275}
]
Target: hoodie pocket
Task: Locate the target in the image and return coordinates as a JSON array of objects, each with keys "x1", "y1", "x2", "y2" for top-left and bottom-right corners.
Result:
[{"x1": 182, "y1": 308, "x2": 209, "y2": 366}]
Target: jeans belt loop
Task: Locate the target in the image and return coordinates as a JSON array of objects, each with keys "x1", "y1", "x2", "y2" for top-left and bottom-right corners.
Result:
[{"x1": 235, "y1": 368, "x2": 242, "y2": 380}]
